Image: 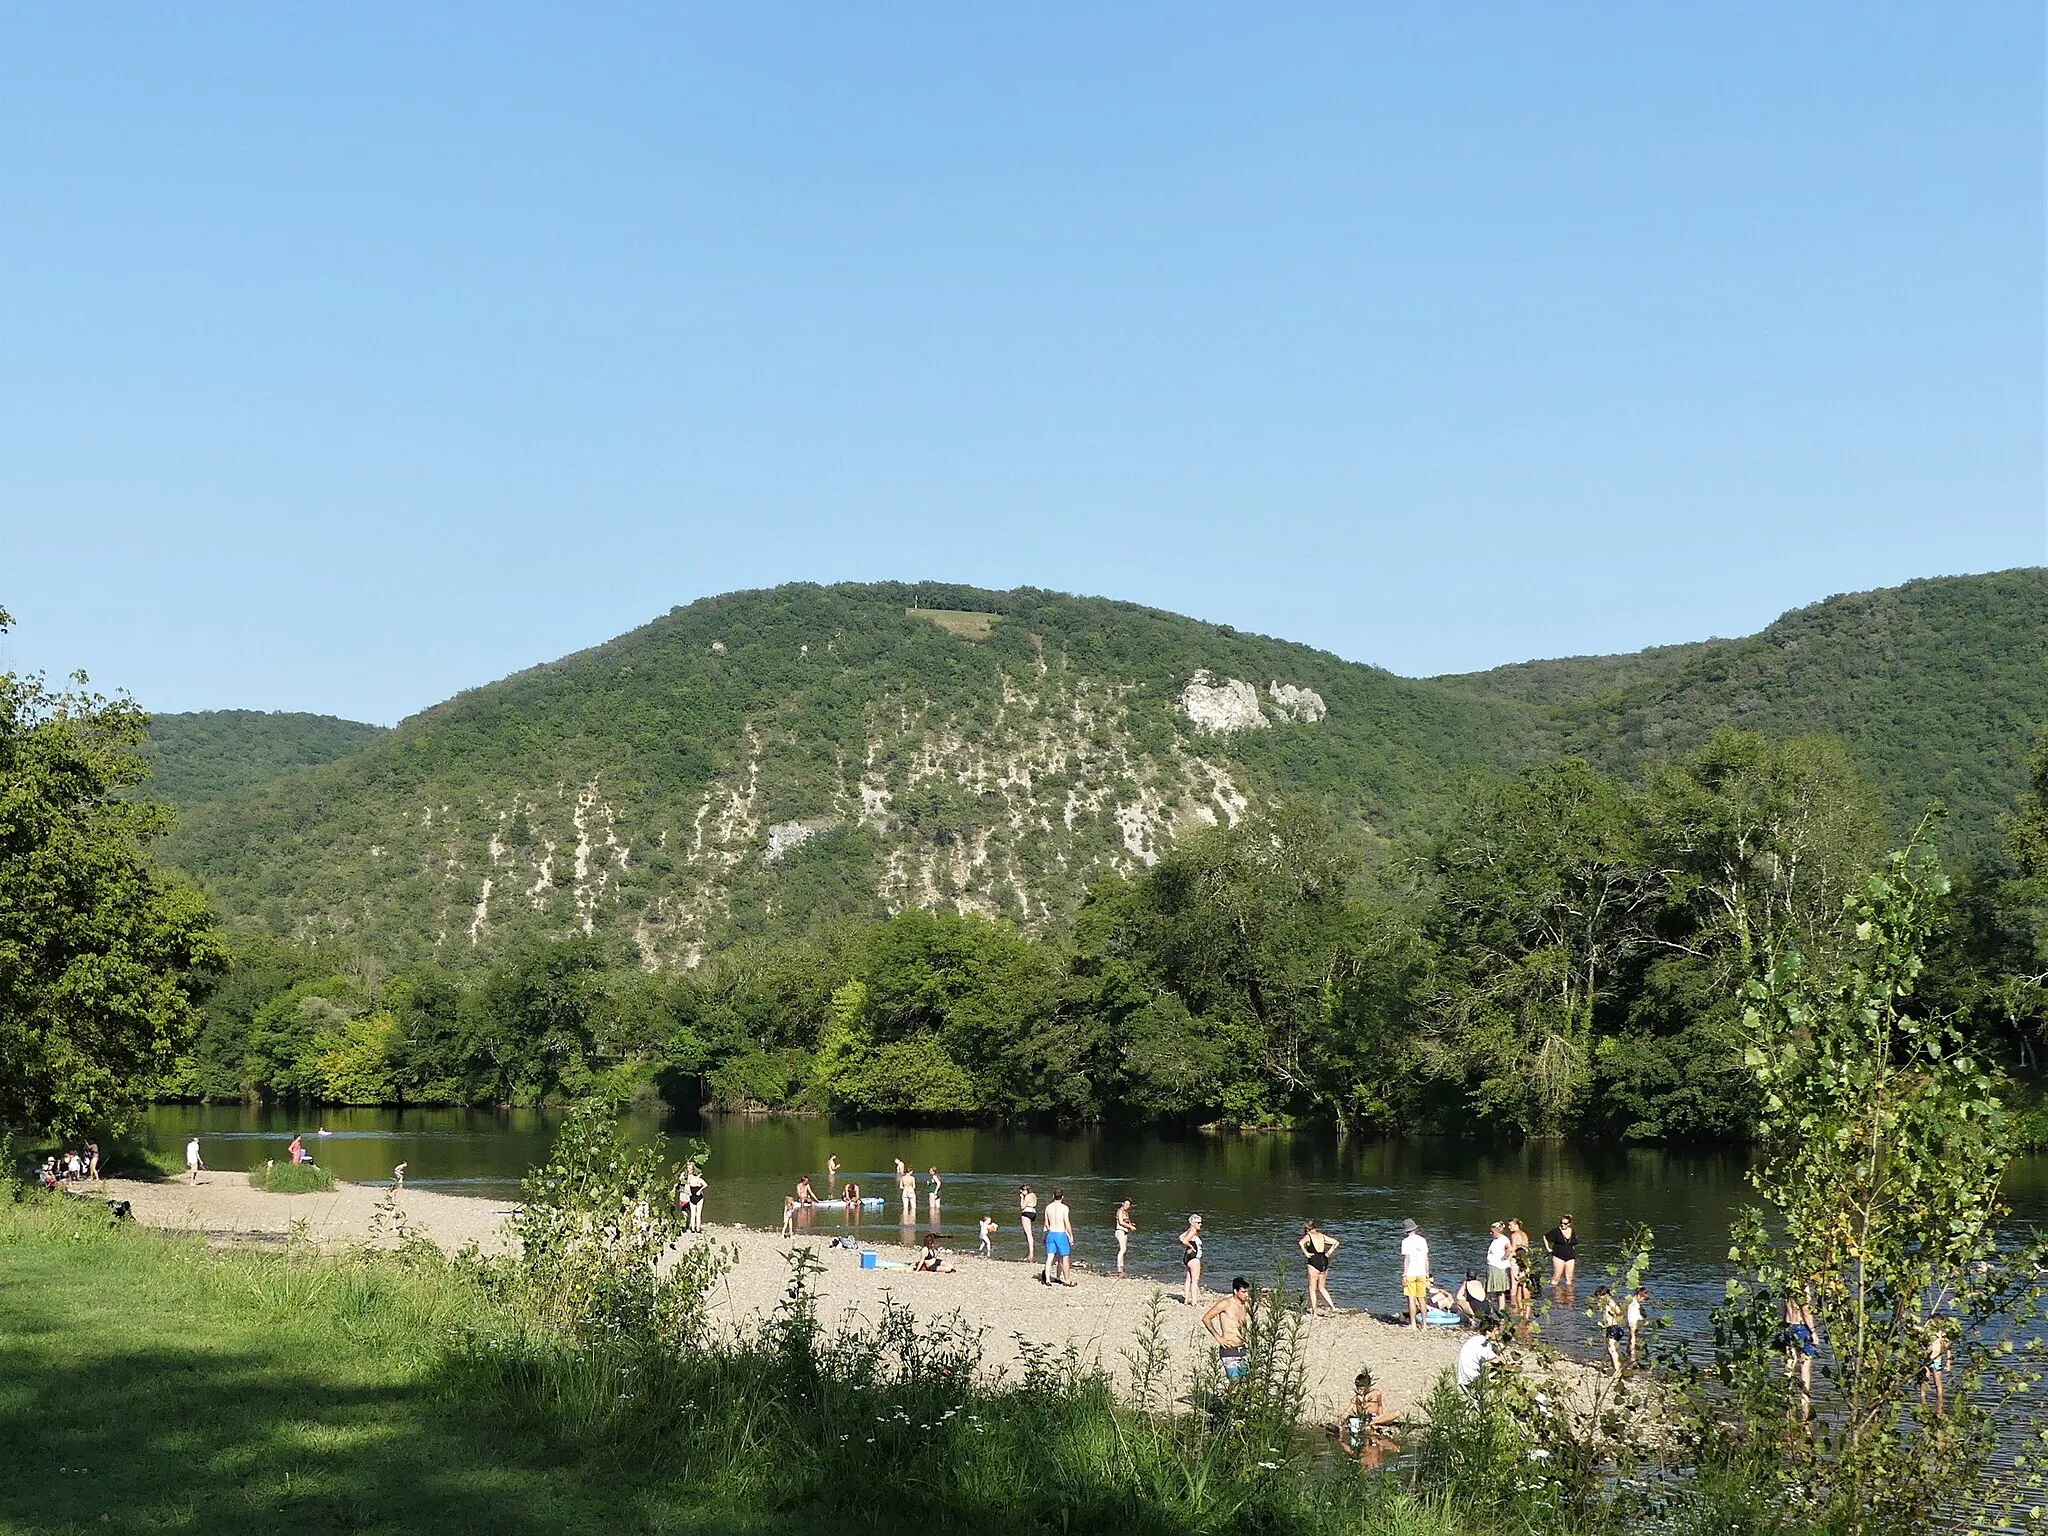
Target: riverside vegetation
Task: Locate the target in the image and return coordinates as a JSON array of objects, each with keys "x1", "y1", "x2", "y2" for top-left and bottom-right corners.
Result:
[{"x1": 166, "y1": 729, "x2": 2048, "y2": 1145}]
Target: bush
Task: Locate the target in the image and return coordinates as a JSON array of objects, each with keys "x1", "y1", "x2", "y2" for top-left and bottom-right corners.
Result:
[{"x1": 246, "y1": 1161, "x2": 336, "y2": 1193}]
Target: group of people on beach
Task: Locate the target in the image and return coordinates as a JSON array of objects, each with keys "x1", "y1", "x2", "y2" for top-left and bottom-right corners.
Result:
[
  {"x1": 35, "y1": 1142, "x2": 100, "y2": 1189},
  {"x1": 1396, "y1": 1213, "x2": 1587, "y2": 1331}
]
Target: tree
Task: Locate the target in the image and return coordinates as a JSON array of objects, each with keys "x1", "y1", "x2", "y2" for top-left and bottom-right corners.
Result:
[
  {"x1": 1423, "y1": 759, "x2": 1656, "y2": 1133},
  {"x1": 0, "y1": 609, "x2": 225, "y2": 1136},
  {"x1": 1716, "y1": 831, "x2": 2047, "y2": 1536}
]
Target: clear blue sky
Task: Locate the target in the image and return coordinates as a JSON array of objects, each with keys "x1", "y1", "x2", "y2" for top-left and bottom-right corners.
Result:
[{"x1": 2, "y1": 4, "x2": 2041, "y2": 725}]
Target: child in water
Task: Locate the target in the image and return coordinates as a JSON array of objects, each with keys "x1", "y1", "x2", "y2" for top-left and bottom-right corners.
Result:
[{"x1": 977, "y1": 1214, "x2": 996, "y2": 1259}]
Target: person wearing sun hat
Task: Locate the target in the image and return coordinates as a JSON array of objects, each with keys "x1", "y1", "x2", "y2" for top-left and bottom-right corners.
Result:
[{"x1": 1398, "y1": 1218, "x2": 1430, "y2": 1330}]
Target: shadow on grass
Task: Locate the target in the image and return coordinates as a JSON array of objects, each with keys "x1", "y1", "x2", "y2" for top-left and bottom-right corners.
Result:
[{"x1": 0, "y1": 1283, "x2": 805, "y2": 1534}]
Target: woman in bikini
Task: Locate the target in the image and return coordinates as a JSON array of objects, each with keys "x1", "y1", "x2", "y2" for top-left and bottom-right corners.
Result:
[
  {"x1": 1114, "y1": 1199, "x2": 1137, "y2": 1276},
  {"x1": 1299, "y1": 1220, "x2": 1341, "y2": 1316},
  {"x1": 1018, "y1": 1185, "x2": 1038, "y2": 1261},
  {"x1": 1178, "y1": 1214, "x2": 1205, "y2": 1306}
]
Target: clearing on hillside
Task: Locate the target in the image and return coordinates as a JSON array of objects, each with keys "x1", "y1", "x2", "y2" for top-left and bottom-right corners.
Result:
[{"x1": 909, "y1": 607, "x2": 998, "y2": 639}]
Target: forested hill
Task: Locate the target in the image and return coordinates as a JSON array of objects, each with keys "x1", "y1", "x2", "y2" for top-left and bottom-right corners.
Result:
[
  {"x1": 1441, "y1": 569, "x2": 2048, "y2": 857},
  {"x1": 162, "y1": 582, "x2": 1547, "y2": 967},
  {"x1": 162, "y1": 571, "x2": 2048, "y2": 969},
  {"x1": 144, "y1": 711, "x2": 388, "y2": 807}
]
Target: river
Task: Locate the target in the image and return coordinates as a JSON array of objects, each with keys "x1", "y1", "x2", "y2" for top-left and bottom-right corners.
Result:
[{"x1": 139, "y1": 1103, "x2": 2048, "y2": 1345}]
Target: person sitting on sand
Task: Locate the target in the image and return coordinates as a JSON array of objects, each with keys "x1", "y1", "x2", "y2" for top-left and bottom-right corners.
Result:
[
  {"x1": 913, "y1": 1234, "x2": 956, "y2": 1273},
  {"x1": 1339, "y1": 1369, "x2": 1401, "y2": 1449},
  {"x1": 978, "y1": 1214, "x2": 996, "y2": 1259},
  {"x1": 1452, "y1": 1271, "x2": 1493, "y2": 1327},
  {"x1": 1115, "y1": 1199, "x2": 1136, "y2": 1275},
  {"x1": 1203, "y1": 1277, "x2": 1254, "y2": 1382},
  {"x1": 1456, "y1": 1326, "x2": 1502, "y2": 1391}
]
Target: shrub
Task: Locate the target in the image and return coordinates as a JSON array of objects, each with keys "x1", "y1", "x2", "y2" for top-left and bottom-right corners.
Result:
[{"x1": 246, "y1": 1161, "x2": 336, "y2": 1193}]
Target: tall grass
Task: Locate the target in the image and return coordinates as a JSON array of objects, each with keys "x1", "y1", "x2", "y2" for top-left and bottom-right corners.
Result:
[{"x1": 246, "y1": 1160, "x2": 337, "y2": 1192}]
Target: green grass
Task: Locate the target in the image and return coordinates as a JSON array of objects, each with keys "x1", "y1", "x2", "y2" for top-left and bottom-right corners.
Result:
[
  {"x1": 244, "y1": 1161, "x2": 337, "y2": 1193},
  {"x1": 0, "y1": 1189, "x2": 1493, "y2": 1536}
]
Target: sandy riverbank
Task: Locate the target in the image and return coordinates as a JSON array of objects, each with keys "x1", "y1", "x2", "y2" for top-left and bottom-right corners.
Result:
[{"x1": 86, "y1": 1175, "x2": 1466, "y2": 1420}]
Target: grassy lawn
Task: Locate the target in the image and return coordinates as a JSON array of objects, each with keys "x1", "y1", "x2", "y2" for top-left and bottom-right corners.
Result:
[{"x1": 0, "y1": 1193, "x2": 795, "y2": 1535}]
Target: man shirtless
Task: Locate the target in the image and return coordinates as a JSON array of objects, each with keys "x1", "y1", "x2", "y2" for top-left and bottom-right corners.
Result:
[
  {"x1": 1204, "y1": 1277, "x2": 1254, "y2": 1381},
  {"x1": 1042, "y1": 1189, "x2": 1076, "y2": 1286}
]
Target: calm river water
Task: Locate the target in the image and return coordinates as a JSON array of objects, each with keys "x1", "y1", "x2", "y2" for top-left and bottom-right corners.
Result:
[{"x1": 140, "y1": 1104, "x2": 2048, "y2": 1343}]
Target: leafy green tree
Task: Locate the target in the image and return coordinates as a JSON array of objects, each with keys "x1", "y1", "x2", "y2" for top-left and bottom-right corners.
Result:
[
  {"x1": 0, "y1": 610, "x2": 225, "y2": 1135},
  {"x1": 1422, "y1": 758, "x2": 1655, "y2": 1133},
  {"x1": 1596, "y1": 732, "x2": 1888, "y2": 1139},
  {"x1": 1715, "y1": 833, "x2": 2047, "y2": 1535}
]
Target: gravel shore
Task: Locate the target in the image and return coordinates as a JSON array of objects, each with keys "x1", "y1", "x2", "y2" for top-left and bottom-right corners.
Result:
[{"x1": 87, "y1": 1174, "x2": 1465, "y2": 1420}]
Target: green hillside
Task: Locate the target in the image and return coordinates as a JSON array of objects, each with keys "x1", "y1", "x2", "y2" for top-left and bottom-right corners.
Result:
[
  {"x1": 1443, "y1": 569, "x2": 2048, "y2": 857},
  {"x1": 143, "y1": 711, "x2": 388, "y2": 807},
  {"x1": 164, "y1": 582, "x2": 1548, "y2": 967},
  {"x1": 163, "y1": 571, "x2": 2048, "y2": 969}
]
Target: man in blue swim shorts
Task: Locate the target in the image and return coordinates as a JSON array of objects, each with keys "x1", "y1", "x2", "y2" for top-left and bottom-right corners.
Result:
[
  {"x1": 1042, "y1": 1189, "x2": 1076, "y2": 1286},
  {"x1": 1205, "y1": 1278, "x2": 1254, "y2": 1380}
]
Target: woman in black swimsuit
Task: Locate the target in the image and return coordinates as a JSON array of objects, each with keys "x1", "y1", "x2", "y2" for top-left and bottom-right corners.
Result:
[
  {"x1": 1018, "y1": 1185, "x2": 1038, "y2": 1261},
  {"x1": 1178, "y1": 1214, "x2": 1205, "y2": 1305},
  {"x1": 1298, "y1": 1220, "x2": 1340, "y2": 1317}
]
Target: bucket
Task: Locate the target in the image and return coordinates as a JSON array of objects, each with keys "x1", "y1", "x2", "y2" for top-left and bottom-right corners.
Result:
[{"x1": 860, "y1": 1250, "x2": 878, "y2": 1269}]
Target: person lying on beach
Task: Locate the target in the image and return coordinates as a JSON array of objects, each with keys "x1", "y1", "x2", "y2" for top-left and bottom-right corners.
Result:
[{"x1": 913, "y1": 1234, "x2": 956, "y2": 1273}]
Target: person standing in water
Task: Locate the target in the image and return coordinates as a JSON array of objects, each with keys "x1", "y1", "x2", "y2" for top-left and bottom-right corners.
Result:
[
  {"x1": 977, "y1": 1214, "x2": 996, "y2": 1259},
  {"x1": 1544, "y1": 1215, "x2": 1578, "y2": 1294},
  {"x1": 1114, "y1": 1199, "x2": 1136, "y2": 1275},
  {"x1": 1178, "y1": 1214, "x2": 1205, "y2": 1305},
  {"x1": 897, "y1": 1162, "x2": 918, "y2": 1223},
  {"x1": 1299, "y1": 1221, "x2": 1340, "y2": 1317},
  {"x1": 1018, "y1": 1185, "x2": 1039, "y2": 1260},
  {"x1": 927, "y1": 1167, "x2": 942, "y2": 1223},
  {"x1": 826, "y1": 1154, "x2": 840, "y2": 1191},
  {"x1": 1203, "y1": 1277, "x2": 1253, "y2": 1381},
  {"x1": 1042, "y1": 1189, "x2": 1075, "y2": 1286},
  {"x1": 1783, "y1": 1288, "x2": 1820, "y2": 1416}
]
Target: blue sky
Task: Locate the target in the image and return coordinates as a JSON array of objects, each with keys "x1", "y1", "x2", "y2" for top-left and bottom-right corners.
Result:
[{"x1": 2, "y1": 4, "x2": 2041, "y2": 725}]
